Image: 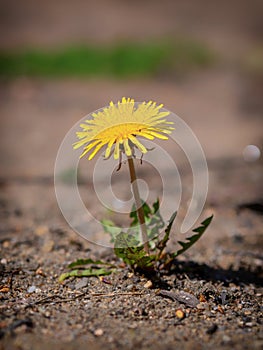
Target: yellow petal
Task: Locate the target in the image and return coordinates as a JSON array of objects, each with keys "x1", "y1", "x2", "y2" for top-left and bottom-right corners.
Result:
[
  {"x1": 88, "y1": 142, "x2": 107, "y2": 160},
  {"x1": 138, "y1": 132, "x2": 154, "y2": 140},
  {"x1": 73, "y1": 137, "x2": 91, "y2": 149},
  {"x1": 145, "y1": 130, "x2": 168, "y2": 140},
  {"x1": 128, "y1": 135, "x2": 147, "y2": 153},
  {"x1": 114, "y1": 141, "x2": 120, "y2": 159},
  {"x1": 105, "y1": 138, "x2": 116, "y2": 158},
  {"x1": 80, "y1": 140, "x2": 101, "y2": 158},
  {"x1": 123, "y1": 139, "x2": 132, "y2": 156},
  {"x1": 74, "y1": 98, "x2": 173, "y2": 160}
]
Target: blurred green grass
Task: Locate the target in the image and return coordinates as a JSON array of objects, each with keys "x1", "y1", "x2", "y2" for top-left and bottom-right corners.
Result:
[{"x1": 0, "y1": 40, "x2": 215, "y2": 78}]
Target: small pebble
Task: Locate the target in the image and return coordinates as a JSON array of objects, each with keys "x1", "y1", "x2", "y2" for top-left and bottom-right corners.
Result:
[
  {"x1": 128, "y1": 323, "x2": 137, "y2": 329},
  {"x1": 75, "y1": 278, "x2": 88, "y2": 290},
  {"x1": 94, "y1": 328, "x2": 104, "y2": 336},
  {"x1": 126, "y1": 284, "x2": 134, "y2": 291},
  {"x1": 144, "y1": 280, "x2": 153, "y2": 289},
  {"x1": 222, "y1": 335, "x2": 231, "y2": 343},
  {"x1": 99, "y1": 277, "x2": 112, "y2": 285},
  {"x1": 199, "y1": 294, "x2": 207, "y2": 302},
  {"x1": 3, "y1": 241, "x2": 9, "y2": 248},
  {"x1": 42, "y1": 240, "x2": 54, "y2": 253},
  {"x1": 27, "y1": 286, "x2": 36, "y2": 293},
  {"x1": 35, "y1": 225, "x2": 49, "y2": 236},
  {"x1": 206, "y1": 324, "x2": 218, "y2": 335},
  {"x1": 217, "y1": 305, "x2": 224, "y2": 314},
  {"x1": 245, "y1": 322, "x2": 254, "y2": 327},
  {"x1": 1, "y1": 258, "x2": 7, "y2": 264},
  {"x1": 36, "y1": 267, "x2": 45, "y2": 276},
  {"x1": 175, "y1": 309, "x2": 185, "y2": 319},
  {"x1": 220, "y1": 290, "x2": 228, "y2": 305},
  {"x1": 244, "y1": 310, "x2": 252, "y2": 316}
]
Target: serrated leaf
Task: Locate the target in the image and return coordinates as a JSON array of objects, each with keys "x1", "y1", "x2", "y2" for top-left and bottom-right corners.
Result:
[
  {"x1": 129, "y1": 199, "x2": 165, "y2": 247},
  {"x1": 58, "y1": 268, "x2": 112, "y2": 282},
  {"x1": 68, "y1": 258, "x2": 115, "y2": 269},
  {"x1": 152, "y1": 198, "x2": 160, "y2": 214},
  {"x1": 130, "y1": 201, "x2": 151, "y2": 226},
  {"x1": 114, "y1": 231, "x2": 140, "y2": 248},
  {"x1": 157, "y1": 210, "x2": 177, "y2": 258},
  {"x1": 192, "y1": 215, "x2": 213, "y2": 234},
  {"x1": 172, "y1": 215, "x2": 213, "y2": 258}
]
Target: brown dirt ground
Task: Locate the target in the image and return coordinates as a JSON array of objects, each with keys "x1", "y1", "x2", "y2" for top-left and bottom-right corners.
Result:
[{"x1": 0, "y1": 1, "x2": 263, "y2": 349}]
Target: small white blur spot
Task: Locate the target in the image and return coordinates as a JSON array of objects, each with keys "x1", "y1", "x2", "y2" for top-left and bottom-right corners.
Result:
[{"x1": 243, "y1": 145, "x2": 261, "y2": 162}]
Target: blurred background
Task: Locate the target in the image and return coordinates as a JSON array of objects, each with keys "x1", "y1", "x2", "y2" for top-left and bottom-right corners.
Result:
[{"x1": 0, "y1": 0, "x2": 262, "y2": 256}]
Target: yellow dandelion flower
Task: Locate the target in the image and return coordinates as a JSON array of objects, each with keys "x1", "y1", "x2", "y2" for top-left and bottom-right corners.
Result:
[{"x1": 73, "y1": 97, "x2": 174, "y2": 160}]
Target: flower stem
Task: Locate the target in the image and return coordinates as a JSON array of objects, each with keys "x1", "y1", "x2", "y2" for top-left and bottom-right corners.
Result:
[{"x1": 127, "y1": 156, "x2": 150, "y2": 254}]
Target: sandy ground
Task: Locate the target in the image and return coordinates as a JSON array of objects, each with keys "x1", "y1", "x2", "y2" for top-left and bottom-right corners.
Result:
[{"x1": 0, "y1": 1, "x2": 262, "y2": 349}]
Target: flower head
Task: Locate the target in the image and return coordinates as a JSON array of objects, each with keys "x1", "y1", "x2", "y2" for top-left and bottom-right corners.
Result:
[{"x1": 73, "y1": 97, "x2": 174, "y2": 160}]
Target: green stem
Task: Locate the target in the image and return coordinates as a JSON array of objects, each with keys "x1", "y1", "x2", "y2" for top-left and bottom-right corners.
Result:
[{"x1": 127, "y1": 157, "x2": 150, "y2": 254}]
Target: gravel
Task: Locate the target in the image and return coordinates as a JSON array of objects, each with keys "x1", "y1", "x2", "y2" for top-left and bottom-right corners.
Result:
[{"x1": 0, "y1": 184, "x2": 262, "y2": 350}]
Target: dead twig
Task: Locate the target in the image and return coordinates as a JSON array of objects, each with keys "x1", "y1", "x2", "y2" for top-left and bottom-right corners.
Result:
[
  {"x1": 24, "y1": 292, "x2": 87, "y2": 308},
  {"x1": 90, "y1": 291, "x2": 144, "y2": 298},
  {"x1": 23, "y1": 291, "x2": 144, "y2": 307}
]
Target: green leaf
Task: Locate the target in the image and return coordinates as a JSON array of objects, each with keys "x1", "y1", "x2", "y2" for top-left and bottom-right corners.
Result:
[
  {"x1": 152, "y1": 198, "x2": 160, "y2": 214},
  {"x1": 58, "y1": 268, "x2": 112, "y2": 282},
  {"x1": 157, "y1": 211, "x2": 177, "y2": 258},
  {"x1": 114, "y1": 232, "x2": 142, "y2": 266},
  {"x1": 172, "y1": 215, "x2": 213, "y2": 258},
  {"x1": 136, "y1": 255, "x2": 156, "y2": 269},
  {"x1": 101, "y1": 219, "x2": 122, "y2": 242},
  {"x1": 114, "y1": 232, "x2": 155, "y2": 269},
  {"x1": 192, "y1": 215, "x2": 213, "y2": 234},
  {"x1": 130, "y1": 201, "x2": 151, "y2": 226},
  {"x1": 68, "y1": 258, "x2": 114, "y2": 269},
  {"x1": 128, "y1": 199, "x2": 165, "y2": 247}
]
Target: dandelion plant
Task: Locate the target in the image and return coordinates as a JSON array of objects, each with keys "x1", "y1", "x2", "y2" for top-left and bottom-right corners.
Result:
[{"x1": 68, "y1": 97, "x2": 213, "y2": 274}]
